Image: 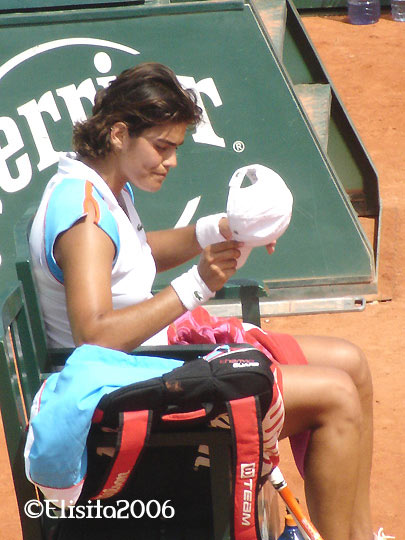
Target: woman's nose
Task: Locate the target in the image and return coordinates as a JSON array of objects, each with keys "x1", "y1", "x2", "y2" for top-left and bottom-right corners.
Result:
[{"x1": 163, "y1": 148, "x2": 177, "y2": 169}]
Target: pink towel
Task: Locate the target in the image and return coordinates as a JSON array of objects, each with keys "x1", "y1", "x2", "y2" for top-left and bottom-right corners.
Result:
[{"x1": 168, "y1": 307, "x2": 310, "y2": 478}]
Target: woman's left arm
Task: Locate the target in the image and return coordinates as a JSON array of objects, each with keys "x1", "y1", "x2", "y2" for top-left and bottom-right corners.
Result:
[
  {"x1": 146, "y1": 226, "x2": 201, "y2": 272},
  {"x1": 147, "y1": 215, "x2": 234, "y2": 272},
  {"x1": 147, "y1": 218, "x2": 276, "y2": 272}
]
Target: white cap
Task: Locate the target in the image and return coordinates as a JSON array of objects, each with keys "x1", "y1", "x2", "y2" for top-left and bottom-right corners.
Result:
[{"x1": 226, "y1": 164, "x2": 293, "y2": 268}]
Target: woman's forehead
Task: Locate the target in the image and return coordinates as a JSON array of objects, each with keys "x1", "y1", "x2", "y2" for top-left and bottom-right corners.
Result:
[{"x1": 143, "y1": 122, "x2": 188, "y2": 144}]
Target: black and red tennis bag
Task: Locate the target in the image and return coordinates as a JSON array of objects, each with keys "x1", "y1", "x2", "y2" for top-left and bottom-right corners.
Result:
[{"x1": 79, "y1": 344, "x2": 276, "y2": 540}]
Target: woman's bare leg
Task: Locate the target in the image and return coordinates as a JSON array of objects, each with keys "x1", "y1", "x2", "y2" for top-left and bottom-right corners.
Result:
[
  {"x1": 293, "y1": 335, "x2": 373, "y2": 539},
  {"x1": 279, "y1": 363, "x2": 363, "y2": 540}
]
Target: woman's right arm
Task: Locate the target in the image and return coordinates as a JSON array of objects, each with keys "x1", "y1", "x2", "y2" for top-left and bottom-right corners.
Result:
[{"x1": 55, "y1": 207, "x2": 241, "y2": 352}]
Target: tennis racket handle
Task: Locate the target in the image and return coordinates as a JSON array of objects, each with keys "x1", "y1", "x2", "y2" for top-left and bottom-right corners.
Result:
[
  {"x1": 270, "y1": 468, "x2": 325, "y2": 540},
  {"x1": 279, "y1": 486, "x2": 324, "y2": 540}
]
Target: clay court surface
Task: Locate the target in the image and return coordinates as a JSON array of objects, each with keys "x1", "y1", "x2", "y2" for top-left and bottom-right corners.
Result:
[{"x1": 1, "y1": 12, "x2": 404, "y2": 539}]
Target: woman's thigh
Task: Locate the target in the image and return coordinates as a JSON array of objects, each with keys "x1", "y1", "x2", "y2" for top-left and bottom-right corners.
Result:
[
  {"x1": 278, "y1": 362, "x2": 361, "y2": 440},
  {"x1": 292, "y1": 334, "x2": 371, "y2": 391}
]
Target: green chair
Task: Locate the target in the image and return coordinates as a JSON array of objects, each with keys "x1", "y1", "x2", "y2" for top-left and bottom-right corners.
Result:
[
  {"x1": 0, "y1": 209, "x2": 280, "y2": 540},
  {"x1": 0, "y1": 282, "x2": 44, "y2": 540},
  {"x1": 0, "y1": 281, "x2": 234, "y2": 539}
]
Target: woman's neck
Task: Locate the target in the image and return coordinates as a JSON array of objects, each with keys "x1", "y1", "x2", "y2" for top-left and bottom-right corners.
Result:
[{"x1": 79, "y1": 154, "x2": 125, "y2": 199}]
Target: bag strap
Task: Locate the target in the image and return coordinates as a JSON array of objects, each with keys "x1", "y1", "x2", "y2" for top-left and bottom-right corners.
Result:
[
  {"x1": 91, "y1": 409, "x2": 152, "y2": 500},
  {"x1": 89, "y1": 405, "x2": 212, "y2": 501},
  {"x1": 228, "y1": 396, "x2": 263, "y2": 540},
  {"x1": 90, "y1": 398, "x2": 264, "y2": 540}
]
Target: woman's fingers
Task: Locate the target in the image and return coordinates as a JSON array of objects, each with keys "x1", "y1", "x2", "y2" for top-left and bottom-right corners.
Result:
[
  {"x1": 218, "y1": 217, "x2": 233, "y2": 240},
  {"x1": 209, "y1": 239, "x2": 243, "y2": 257},
  {"x1": 198, "y1": 241, "x2": 243, "y2": 291},
  {"x1": 265, "y1": 240, "x2": 277, "y2": 255}
]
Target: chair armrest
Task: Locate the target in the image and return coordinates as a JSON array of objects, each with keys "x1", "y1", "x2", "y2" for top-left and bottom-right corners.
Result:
[{"x1": 47, "y1": 344, "x2": 219, "y2": 372}]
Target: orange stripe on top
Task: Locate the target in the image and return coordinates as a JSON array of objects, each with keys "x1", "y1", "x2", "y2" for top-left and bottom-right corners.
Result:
[{"x1": 83, "y1": 181, "x2": 101, "y2": 224}]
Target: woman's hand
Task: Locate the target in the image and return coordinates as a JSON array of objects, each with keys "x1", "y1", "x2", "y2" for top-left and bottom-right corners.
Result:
[
  {"x1": 265, "y1": 240, "x2": 277, "y2": 255},
  {"x1": 218, "y1": 216, "x2": 233, "y2": 240},
  {"x1": 197, "y1": 240, "x2": 243, "y2": 292},
  {"x1": 219, "y1": 216, "x2": 278, "y2": 259}
]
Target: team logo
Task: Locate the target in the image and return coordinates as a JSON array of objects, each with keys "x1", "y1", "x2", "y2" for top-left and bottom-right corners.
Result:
[{"x1": 241, "y1": 462, "x2": 256, "y2": 479}]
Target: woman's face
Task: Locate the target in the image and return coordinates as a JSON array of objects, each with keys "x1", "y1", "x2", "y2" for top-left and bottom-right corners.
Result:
[{"x1": 114, "y1": 122, "x2": 188, "y2": 192}]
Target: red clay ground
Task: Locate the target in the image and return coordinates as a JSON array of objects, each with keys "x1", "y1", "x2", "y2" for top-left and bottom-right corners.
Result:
[
  {"x1": 269, "y1": 12, "x2": 405, "y2": 540},
  {"x1": 1, "y1": 12, "x2": 404, "y2": 540}
]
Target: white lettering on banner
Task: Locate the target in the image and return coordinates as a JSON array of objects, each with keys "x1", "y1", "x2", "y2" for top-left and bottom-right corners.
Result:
[
  {"x1": 56, "y1": 78, "x2": 98, "y2": 124},
  {"x1": 177, "y1": 75, "x2": 225, "y2": 148},
  {"x1": 174, "y1": 196, "x2": 202, "y2": 229},
  {"x1": 94, "y1": 51, "x2": 112, "y2": 74},
  {"x1": 96, "y1": 76, "x2": 117, "y2": 89},
  {"x1": 0, "y1": 47, "x2": 225, "y2": 195},
  {"x1": 0, "y1": 38, "x2": 140, "y2": 82},
  {"x1": 14, "y1": 76, "x2": 110, "y2": 178},
  {"x1": 0, "y1": 39, "x2": 138, "y2": 195},
  {"x1": 0, "y1": 116, "x2": 32, "y2": 193},
  {"x1": 0, "y1": 39, "x2": 228, "y2": 249},
  {"x1": 17, "y1": 91, "x2": 62, "y2": 172}
]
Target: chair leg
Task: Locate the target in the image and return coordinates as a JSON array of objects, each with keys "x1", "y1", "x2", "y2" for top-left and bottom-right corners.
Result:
[{"x1": 240, "y1": 285, "x2": 261, "y2": 327}]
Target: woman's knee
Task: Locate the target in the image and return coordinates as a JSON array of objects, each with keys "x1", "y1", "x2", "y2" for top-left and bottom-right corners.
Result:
[
  {"x1": 332, "y1": 339, "x2": 373, "y2": 400},
  {"x1": 317, "y1": 368, "x2": 363, "y2": 431},
  {"x1": 295, "y1": 335, "x2": 373, "y2": 399},
  {"x1": 280, "y1": 365, "x2": 362, "y2": 438}
]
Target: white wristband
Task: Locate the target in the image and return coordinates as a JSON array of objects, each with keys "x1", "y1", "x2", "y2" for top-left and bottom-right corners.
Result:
[
  {"x1": 195, "y1": 213, "x2": 227, "y2": 249},
  {"x1": 171, "y1": 265, "x2": 215, "y2": 311}
]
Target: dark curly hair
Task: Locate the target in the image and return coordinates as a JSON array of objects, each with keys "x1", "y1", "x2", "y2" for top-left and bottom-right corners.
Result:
[{"x1": 73, "y1": 62, "x2": 203, "y2": 158}]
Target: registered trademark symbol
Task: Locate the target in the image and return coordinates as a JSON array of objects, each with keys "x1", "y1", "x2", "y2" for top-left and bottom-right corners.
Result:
[{"x1": 233, "y1": 141, "x2": 245, "y2": 153}]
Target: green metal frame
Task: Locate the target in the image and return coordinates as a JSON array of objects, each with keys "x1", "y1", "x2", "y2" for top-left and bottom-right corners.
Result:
[
  {"x1": 0, "y1": 281, "x2": 235, "y2": 540},
  {"x1": 0, "y1": 282, "x2": 45, "y2": 540},
  {"x1": 0, "y1": 0, "x2": 144, "y2": 11},
  {"x1": 0, "y1": 0, "x2": 379, "y2": 314},
  {"x1": 281, "y1": 0, "x2": 380, "y2": 219}
]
